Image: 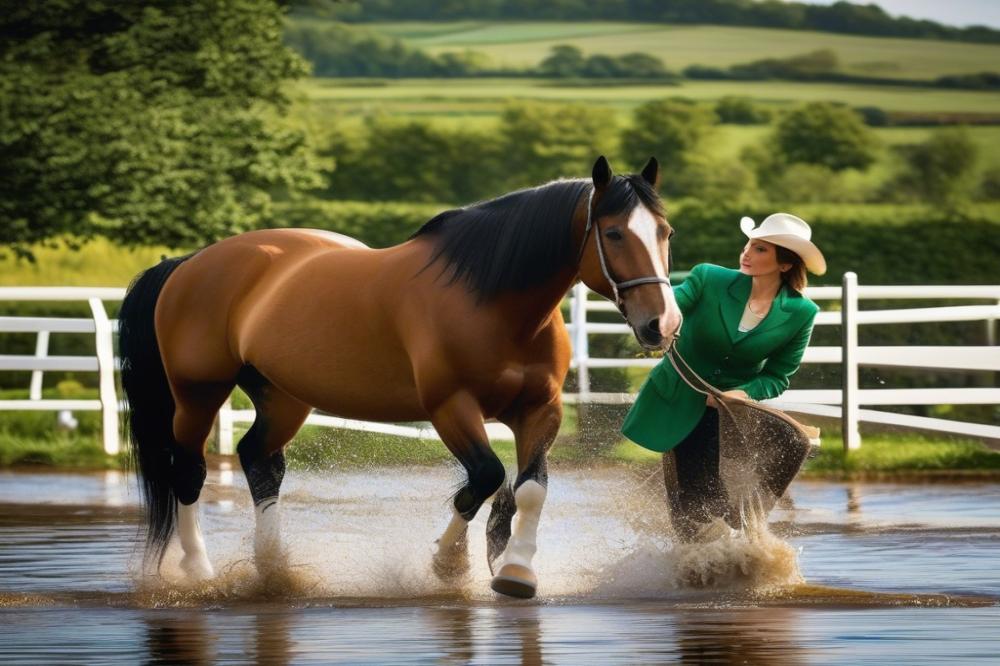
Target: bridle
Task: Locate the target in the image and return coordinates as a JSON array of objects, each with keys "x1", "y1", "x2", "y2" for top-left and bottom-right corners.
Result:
[{"x1": 575, "y1": 188, "x2": 672, "y2": 316}]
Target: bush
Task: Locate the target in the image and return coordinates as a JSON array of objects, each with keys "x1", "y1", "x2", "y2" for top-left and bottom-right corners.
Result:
[
  {"x1": 714, "y1": 96, "x2": 772, "y2": 124},
  {"x1": 764, "y1": 164, "x2": 871, "y2": 203},
  {"x1": 620, "y1": 98, "x2": 718, "y2": 195},
  {"x1": 773, "y1": 102, "x2": 878, "y2": 172},
  {"x1": 979, "y1": 167, "x2": 1000, "y2": 200},
  {"x1": 323, "y1": 116, "x2": 503, "y2": 203},
  {"x1": 855, "y1": 106, "x2": 890, "y2": 127},
  {"x1": 887, "y1": 128, "x2": 979, "y2": 206}
]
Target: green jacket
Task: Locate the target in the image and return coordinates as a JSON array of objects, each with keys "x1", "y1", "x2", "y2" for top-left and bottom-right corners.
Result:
[{"x1": 621, "y1": 263, "x2": 818, "y2": 453}]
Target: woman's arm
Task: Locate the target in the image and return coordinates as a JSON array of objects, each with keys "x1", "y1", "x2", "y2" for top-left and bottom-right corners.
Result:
[{"x1": 738, "y1": 311, "x2": 817, "y2": 401}]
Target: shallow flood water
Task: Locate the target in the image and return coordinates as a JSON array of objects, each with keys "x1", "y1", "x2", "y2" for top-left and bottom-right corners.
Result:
[{"x1": 0, "y1": 465, "x2": 998, "y2": 664}]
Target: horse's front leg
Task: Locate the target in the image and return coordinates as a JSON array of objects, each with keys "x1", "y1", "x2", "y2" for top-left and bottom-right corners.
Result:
[
  {"x1": 430, "y1": 391, "x2": 506, "y2": 581},
  {"x1": 489, "y1": 396, "x2": 561, "y2": 599}
]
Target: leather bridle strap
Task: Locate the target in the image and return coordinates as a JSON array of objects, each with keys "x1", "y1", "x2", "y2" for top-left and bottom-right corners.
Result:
[{"x1": 575, "y1": 188, "x2": 672, "y2": 315}]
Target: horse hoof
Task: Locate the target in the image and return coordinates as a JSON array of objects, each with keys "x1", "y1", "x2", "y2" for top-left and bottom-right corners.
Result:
[
  {"x1": 490, "y1": 563, "x2": 537, "y2": 599},
  {"x1": 180, "y1": 555, "x2": 215, "y2": 581}
]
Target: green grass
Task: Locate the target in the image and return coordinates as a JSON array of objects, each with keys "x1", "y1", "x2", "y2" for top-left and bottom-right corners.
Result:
[
  {"x1": 3, "y1": 418, "x2": 998, "y2": 476},
  {"x1": 371, "y1": 21, "x2": 1000, "y2": 81},
  {"x1": 0, "y1": 434, "x2": 124, "y2": 469},
  {"x1": 802, "y1": 433, "x2": 1000, "y2": 477},
  {"x1": 0, "y1": 237, "x2": 171, "y2": 287},
  {"x1": 296, "y1": 76, "x2": 1000, "y2": 119}
]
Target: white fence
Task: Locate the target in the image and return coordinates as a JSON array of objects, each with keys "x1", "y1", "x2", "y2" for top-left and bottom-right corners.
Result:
[
  {"x1": 568, "y1": 274, "x2": 1000, "y2": 449},
  {"x1": 1, "y1": 277, "x2": 998, "y2": 455}
]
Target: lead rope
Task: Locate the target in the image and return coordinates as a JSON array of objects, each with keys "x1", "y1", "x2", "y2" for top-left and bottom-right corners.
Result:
[{"x1": 665, "y1": 338, "x2": 751, "y2": 449}]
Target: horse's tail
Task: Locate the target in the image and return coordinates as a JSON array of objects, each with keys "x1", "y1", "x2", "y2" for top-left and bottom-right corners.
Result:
[
  {"x1": 118, "y1": 254, "x2": 193, "y2": 566},
  {"x1": 486, "y1": 479, "x2": 517, "y2": 573}
]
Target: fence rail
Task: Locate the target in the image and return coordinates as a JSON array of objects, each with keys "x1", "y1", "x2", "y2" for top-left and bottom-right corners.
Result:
[{"x1": 1, "y1": 277, "x2": 998, "y2": 454}]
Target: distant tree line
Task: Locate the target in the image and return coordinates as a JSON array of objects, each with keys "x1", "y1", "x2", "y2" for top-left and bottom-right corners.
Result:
[
  {"x1": 684, "y1": 50, "x2": 1000, "y2": 90},
  {"x1": 285, "y1": 24, "x2": 676, "y2": 79},
  {"x1": 306, "y1": 0, "x2": 1000, "y2": 44}
]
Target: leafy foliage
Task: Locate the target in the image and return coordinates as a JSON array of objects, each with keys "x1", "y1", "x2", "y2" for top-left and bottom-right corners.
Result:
[
  {"x1": 888, "y1": 128, "x2": 980, "y2": 206},
  {"x1": 0, "y1": 0, "x2": 322, "y2": 258},
  {"x1": 772, "y1": 102, "x2": 878, "y2": 172},
  {"x1": 620, "y1": 99, "x2": 718, "y2": 195},
  {"x1": 539, "y1": 44, "x2": 674, "y2": 79},
  {"x1": 284, "y1": 20, "x2": 486, "y2": 77}
]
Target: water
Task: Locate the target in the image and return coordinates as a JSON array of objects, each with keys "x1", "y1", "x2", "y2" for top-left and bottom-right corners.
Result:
[{"x1": 0, "y1": 466, "x2": 998, "y2": 663}]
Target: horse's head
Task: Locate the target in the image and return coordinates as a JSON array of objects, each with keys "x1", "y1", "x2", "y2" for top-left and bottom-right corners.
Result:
[{"x1": 577, "y1": 156, "x2": 682, "y2": 350}]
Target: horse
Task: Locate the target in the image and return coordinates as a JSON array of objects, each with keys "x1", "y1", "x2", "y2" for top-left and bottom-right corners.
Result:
[{"x1": 118, "y1": 155, "x2": 681, "y2": 598}]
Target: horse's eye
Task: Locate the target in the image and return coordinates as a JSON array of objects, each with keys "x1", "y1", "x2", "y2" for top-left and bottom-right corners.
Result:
[
  {"x1": 605, "y1": 229, "x2": 623, "y2": 241},
  {"x1": 668, "y1": 229, "x2": 676, "y2": 240}
]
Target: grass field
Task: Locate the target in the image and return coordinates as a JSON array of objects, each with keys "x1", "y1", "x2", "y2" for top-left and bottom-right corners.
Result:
[
  {"x1": 296, "y1": 77, "x2": 1000, "y2": 119},
  {"x1": 0, "y1": 238, "x2": 169, "y2": 287},
  {"x1": 368, "y1": 22, "x2": 1000, "y2": 80}
]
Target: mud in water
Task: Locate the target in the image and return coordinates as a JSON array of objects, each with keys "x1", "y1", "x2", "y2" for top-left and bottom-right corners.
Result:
[{"x1": 1, "y1": 466, "x2": 998, "y2": 662}]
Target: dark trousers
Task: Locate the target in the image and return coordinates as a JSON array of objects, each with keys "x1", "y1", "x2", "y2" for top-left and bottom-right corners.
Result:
[{"x1": 664, "y1": 407, "x2": 730, "y2": 540}]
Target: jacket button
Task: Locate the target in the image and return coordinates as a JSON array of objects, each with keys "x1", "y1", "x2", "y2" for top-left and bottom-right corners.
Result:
[{"x1": 713, "y1": 369, "x2": 721, "y2": 375}]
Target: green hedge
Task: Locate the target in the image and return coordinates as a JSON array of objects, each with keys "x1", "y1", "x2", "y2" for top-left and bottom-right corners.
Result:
[{"x1": 274, "y1": 199, "x2": 1000, "y2": 285}]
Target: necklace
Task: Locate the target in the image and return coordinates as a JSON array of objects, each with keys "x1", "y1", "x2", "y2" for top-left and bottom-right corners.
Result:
[{"x1": 747, "y1": 300, "x2": 770, "y2": 318}]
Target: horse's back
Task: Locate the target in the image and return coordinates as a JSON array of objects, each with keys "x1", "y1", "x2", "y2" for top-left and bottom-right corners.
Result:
[{"x1": 154, "y1": 229, "x2": 375, "y2": 380}]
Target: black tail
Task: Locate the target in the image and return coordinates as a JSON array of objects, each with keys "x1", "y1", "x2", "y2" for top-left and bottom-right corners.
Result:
[{"x1": 119, "y1": 255, "x2": 193, "y2": 566}]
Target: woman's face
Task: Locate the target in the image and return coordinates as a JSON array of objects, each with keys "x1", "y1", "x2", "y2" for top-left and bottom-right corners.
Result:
[{"x1": 739, "y1": 240, "x2": 790, "y2": 278}]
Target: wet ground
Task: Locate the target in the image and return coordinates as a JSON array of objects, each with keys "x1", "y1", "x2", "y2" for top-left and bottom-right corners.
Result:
[{"x1": 1, "y1": 465, "x2": 998, "y2": 664}]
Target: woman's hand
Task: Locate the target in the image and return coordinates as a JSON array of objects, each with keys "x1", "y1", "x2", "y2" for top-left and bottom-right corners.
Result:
[{"x1": 706, "y1": 389, "x2": 749, "y2": 408}]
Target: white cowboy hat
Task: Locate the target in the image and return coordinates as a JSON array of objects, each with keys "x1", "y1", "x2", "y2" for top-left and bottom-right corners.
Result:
[{"x1": 740, "y1": 213, "x2": 827, "y2": 276}]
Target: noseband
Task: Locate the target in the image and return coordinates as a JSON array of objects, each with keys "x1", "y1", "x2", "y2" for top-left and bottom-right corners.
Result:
[{"x1": 575, "y1": 189, "x2": 672, "y2": 316}]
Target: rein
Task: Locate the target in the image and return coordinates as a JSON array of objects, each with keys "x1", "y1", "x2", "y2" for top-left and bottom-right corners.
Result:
[
  {"x1": 575, "y1": 188, "x2": 672, "y2": 316},
  {"x1": 665, "y1": 337, "x2": 819, "y2": 447},
  {"x1": 665, "y1": 337, "x2": 747, "y2": 445}
]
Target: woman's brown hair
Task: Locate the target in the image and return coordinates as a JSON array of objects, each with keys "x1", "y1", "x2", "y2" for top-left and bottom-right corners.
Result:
[{"x1": 776, "y1": 245, "x2": 808, "y2": 293}]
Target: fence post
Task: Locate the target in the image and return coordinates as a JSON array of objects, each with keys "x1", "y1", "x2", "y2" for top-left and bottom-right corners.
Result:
[
  {"x1": 841, "y1": 272, "x2": 861, "y2": 451},
  {"x1": 88, "y1": 298, "x2": 120, "y2": 455},
  {"x1": 572, "y1": 282, "x2": 590, "y2": 400},
  {"x1": 29, "y1": 330, "x2": 49, "y2": 400},
  {"x1": 987, "y1": 300, "x2": 998, "y2": 347}
]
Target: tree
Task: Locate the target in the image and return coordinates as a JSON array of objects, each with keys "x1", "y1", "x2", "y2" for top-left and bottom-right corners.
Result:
[
  {"x1": 619, "y1": 98, "x2": 718, "y2": 195},
  {"x1": 539, "y1": 45, "x2": 586, "y2": 77},
  {"x1": 715, "y1": 96, "x2": 772, "y2": 124},
  {"x1": 772, "y1": 102, "x2": 877, "y2": 171},
  {"x1": 1, "y1": 1, "x2": 322, "y2": 259},
  {"x1": 497, "y1": 101, "x2": 615, "y2": 189},
  {"x1": 891, "y1": 128, "x2": 979, "y2": 206}
]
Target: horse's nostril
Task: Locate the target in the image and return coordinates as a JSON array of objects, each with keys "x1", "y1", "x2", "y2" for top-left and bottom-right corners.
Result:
[{"x1": 646, "y1": 318, "x2": 660, "y2": 334}]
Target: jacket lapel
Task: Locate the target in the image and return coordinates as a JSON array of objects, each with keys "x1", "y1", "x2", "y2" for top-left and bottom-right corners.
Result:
[
  {"x1": 719, "y1": 272, "x2": 750, "y2": 345},
  {"x1": 743, "y1": 285, "x2": 794, "y2": 339}
]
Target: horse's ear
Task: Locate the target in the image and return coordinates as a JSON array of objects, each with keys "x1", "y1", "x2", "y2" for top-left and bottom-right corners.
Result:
[
  {"x1": 592, "y1": 155, "x2": 613, "y2": 190},
  {"x1": 641, "y1": 156, "x2": 660, "y2": 188}
]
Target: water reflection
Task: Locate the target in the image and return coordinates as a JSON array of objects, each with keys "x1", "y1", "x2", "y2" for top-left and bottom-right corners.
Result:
[
  {"x1": 144, "y1": 612, "x2": 214, "y2": 665},
  {"x1": 674, "y1": 609, "x2": 806, "y2": 665}
]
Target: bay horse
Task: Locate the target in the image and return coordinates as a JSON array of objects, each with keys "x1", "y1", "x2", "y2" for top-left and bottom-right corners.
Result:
[{"x1": 118, "y1": 156, "x2": 680, "y2": 598}]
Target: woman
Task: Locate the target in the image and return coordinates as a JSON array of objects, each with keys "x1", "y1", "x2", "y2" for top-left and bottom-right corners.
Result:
[{"x1": 621, "y1": 213, "x2": 826, "y2": 540}]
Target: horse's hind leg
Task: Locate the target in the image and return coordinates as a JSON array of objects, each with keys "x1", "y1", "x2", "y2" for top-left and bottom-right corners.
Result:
[
  {"x1": 429, "y1": 392, "x2": 506, "y2": 581},
  {"x1": 235, "y1": 365, "x2": 311, "y2": 573},
  {"x1": 171, "y1": 381, "x2": 235, "y2": 581},
  {"x1": 488, "y1": 397, "x2": 562, "y2": 599}
]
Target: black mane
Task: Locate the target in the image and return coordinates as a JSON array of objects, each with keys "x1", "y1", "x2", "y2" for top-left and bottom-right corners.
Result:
[{"x1": 412, "y1": 174, "x2": 663, "y2": 300}]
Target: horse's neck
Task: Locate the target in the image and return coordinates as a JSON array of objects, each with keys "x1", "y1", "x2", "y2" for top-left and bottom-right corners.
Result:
[{"x1": 494, "y1": 265, "x2": 579, "y2": 339}]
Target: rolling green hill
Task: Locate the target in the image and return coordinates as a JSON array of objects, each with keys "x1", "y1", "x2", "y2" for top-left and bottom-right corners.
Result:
[{"x1": 372, "y1": 22, "x2": 1000, "y2": 80}]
